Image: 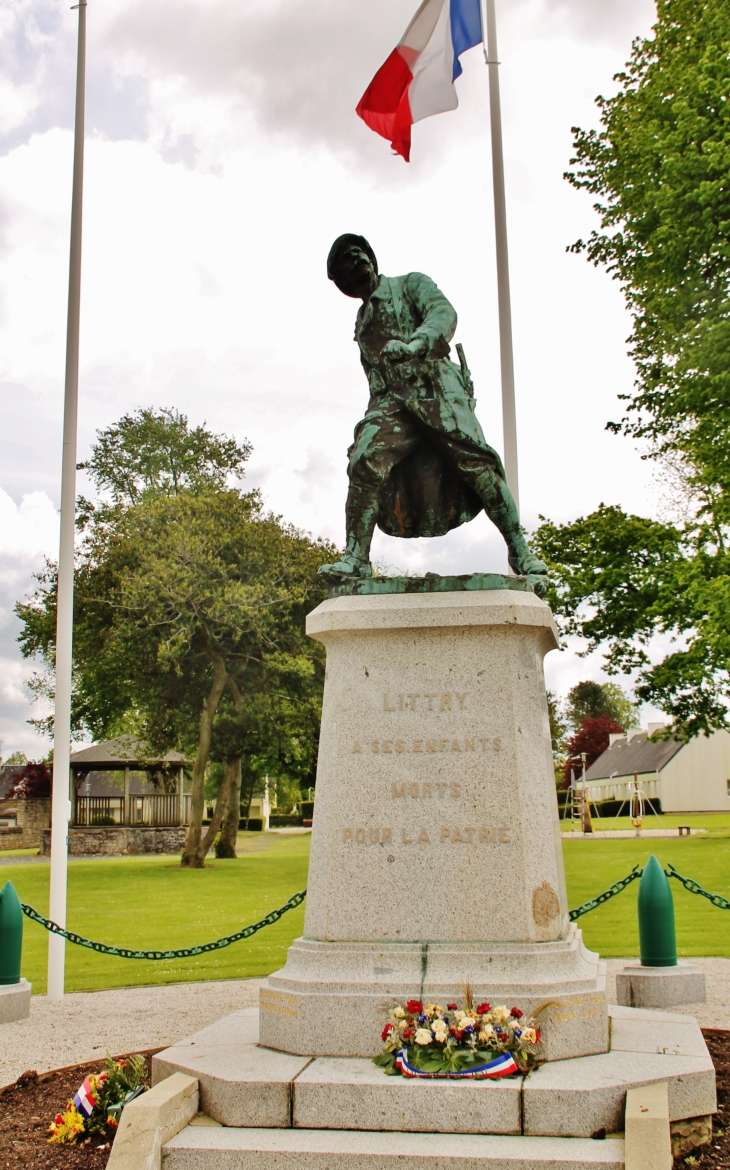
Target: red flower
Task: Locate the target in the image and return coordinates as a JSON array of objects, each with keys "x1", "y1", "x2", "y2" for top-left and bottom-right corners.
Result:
[
  {"x1": 406, "y1": 1000, "x2": 422, "y2": 1014},
  {"x1": 381, "y1": 1024, "x2": 394, "y2": 1041},
  {"x1": 510, "y1": 1008, "x2": 523, "y2": 1019},
  {"x1": 402, "y1": 1028, "x2": 414, "y2": 1040},
  {"x1": 54, "y1": 1115, "x2": 63, "y2": 1126},
  {"x1": 476, "y1": 1003, "x2": 491, "y2": 1014},
  {"x1": 535, "y1": 1030, "x2": 541, "y2": 1042},
  {"x1": 447, "y1": 1003, "x2": 458, "y2": 1010}
]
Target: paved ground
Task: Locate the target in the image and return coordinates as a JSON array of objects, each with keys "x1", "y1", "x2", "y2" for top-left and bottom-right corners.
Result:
[
  {"x1": 2, "y1": 959, "x2": 727, "y2": 1089},
  {"x1": 0, "y1": 978, "x2": 263, "y2": 1088}
]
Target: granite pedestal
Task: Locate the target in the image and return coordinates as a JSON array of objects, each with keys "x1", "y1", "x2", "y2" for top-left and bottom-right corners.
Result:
[
  {"x1": 0, "y1": 978, "x2": 31, "y2": 1023},
  {"x1": 259, "y1": 590, "x2": 608, "y2": 1061},
  {"x1": 615, "y1": 964, "x2": 706, "y2": 1010}
]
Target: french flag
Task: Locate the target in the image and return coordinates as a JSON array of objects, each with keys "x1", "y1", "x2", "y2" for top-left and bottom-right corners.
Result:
[
  {"x1": 356, "y1": 0, "x2": 483, "y2": 162},
  {"x1": 73, "y1": 1077, "x2": 98, "y2": 1119}
]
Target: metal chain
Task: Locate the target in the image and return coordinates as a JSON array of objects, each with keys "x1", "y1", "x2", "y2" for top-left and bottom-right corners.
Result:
[
  {"x1": 20, "y1": 889, "x2": 307, "y2": 960},
  {"x1": 665, "y1": 863, "x2": 730, "y2": 910},
  {"x1": 568, "y1": 866, "x2": 643, "y2": 921}
]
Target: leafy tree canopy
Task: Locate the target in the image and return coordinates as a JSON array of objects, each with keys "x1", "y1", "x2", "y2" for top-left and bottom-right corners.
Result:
[
  {"x1": 2, "y1": 751, "x2": 28, "y2": 765},
  {"x1": 78, "y1": 407, "x2": 251, "y2": 507},
  {"x1": 563, "y1": 715, "x2": 624, "y2": 786},
  {"x1": 565, "y1": 680, "x2": 639, "y2": 732},
  {"x1": 567, "y1": 0, "x2": 730, "y2": 514}
]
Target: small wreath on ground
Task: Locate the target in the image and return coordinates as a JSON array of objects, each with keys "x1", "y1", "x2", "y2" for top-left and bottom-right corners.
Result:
[{"x1": 47, "y1": 1055, "x2": 148, "y2": 1145}]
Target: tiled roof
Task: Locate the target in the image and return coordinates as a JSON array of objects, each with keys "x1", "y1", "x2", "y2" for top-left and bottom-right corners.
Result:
[
  {"x1": 69, "y1": 736, "x2": 188, "y2": 769},
  {"x1": 585, "y1": 732, "x2": 683, "y2": 781}
]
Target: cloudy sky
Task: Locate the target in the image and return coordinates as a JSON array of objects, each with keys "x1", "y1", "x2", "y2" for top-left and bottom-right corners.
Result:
[{"x1": 0, "y1": 0, "x2": 658, "y2": 757}]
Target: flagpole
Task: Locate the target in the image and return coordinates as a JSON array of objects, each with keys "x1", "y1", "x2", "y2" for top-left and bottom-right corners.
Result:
[
  {"x1": 482, "y1": 0, "x2": 519, "y2": 515},
  {"x1": 47, "y1": 0, "x2": 87, "y2": 1002}
]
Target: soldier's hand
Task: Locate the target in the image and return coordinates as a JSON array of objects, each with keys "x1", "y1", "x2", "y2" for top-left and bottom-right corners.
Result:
[{"x1": 381, "y1": 337, "x2": 428, "y2": 363}]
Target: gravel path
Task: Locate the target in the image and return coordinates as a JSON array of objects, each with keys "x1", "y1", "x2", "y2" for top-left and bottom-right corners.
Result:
[
  {"x1": 0, "y1": 978, "x2": 263, "y2": 1089},
  {"x1": 2, "y1": 959, "x2": 728, "y2": 1089}
]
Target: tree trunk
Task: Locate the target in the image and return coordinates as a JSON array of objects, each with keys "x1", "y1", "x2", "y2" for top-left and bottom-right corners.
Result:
[
  {"x1": 181, "y1": 654, "x2": 228, "y2": 868},
  {"x1": 217, "y1": 757, "x2": 242, "y2": 858},
  {"x1": 195, "y1": 759, "x2": 236, "y2": 864}
]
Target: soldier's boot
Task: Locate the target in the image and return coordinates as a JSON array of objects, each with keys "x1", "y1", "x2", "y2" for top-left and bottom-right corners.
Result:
[
  {"x1": 478, "y1": 473, "x2": 548, "y2": 588},
  {"x1": 317, "y1": 494, "x2": 377, "y2": 580}
]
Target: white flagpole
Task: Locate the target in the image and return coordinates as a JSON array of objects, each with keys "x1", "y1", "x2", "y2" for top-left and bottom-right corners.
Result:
[
  {"x1": 47, "y1": 0, "x2": 87, "y2": 1001},
  {"x1": 482, "y1": 0, "x2": 519, "y2": 515}
]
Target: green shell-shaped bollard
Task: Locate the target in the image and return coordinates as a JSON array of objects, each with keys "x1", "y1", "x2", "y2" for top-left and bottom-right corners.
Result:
[
  {"x1": 0, "y1": 880, "x2": 23, "y2": 985},
  {"x1": 638, "y1": 855, "x2": 677, "y2": 967}
]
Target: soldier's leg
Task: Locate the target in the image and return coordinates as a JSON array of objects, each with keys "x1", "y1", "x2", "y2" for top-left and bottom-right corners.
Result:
[
  {"x1": 319, "y1": 401, "x2": 420, "y2": 578},
  {"x1": 434, "y1": 434, "x2": 547, "y2": 582}
]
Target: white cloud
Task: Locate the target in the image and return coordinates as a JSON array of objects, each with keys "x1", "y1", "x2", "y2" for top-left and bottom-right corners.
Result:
[{"x1": 0, "y1": 488, "x2": 58, "y2": 557}]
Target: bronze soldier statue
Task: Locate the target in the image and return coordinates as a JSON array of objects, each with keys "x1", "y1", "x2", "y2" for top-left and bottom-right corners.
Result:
[{"x1": 319, "y1": 234, "x2": 547, "y2": 591}]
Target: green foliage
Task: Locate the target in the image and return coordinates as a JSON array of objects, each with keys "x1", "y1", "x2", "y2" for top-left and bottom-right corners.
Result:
[
  {"x1": 532, "y1": 506, "x2": 730, "y2": 739},
  {"x1": 78, "y1": 407, "x2": 251, "y2": 507},
  {"x1": 565, "y1": 681, "x2": 639, "y2": 732},
  {"x1": 566, "y1": 0, "x2": 730, "y2": 514},
  {"x1": 2, "y1": 751, "x2": 28, "y2": 765},
  {"x1": 545, "y1": 690, "x2": 568, "y2": 781},
  {"x1": 550, "y1": 2, "x2": 730, "y2": 739}
]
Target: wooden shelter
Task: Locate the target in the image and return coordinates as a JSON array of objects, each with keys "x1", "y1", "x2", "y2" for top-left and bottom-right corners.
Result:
[{"x1": 70, "y1": 736, "x2": 190, "y2": 827}]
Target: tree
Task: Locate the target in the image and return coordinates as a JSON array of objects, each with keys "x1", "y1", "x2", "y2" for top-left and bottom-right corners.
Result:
[
  {"x1": 78, "y1": 407, "x2": 251, "y2": 506},
  {"x1": 542, "y1": 2, "x2": 730, "y2": 740},
  {"x1": 566, "y1": 0, "x2": 730, "y2": 514},
  {"x1": 6, "y1": 762, "x2": 52, "y2": 798},
  {"x1": 562, "y1": 715, "x2": 624, "y2": 787},
  {"x1": 545, "y1": 690, "x2": 568, "y2": 784},
  {"x1": 2, "y1": 751, "x2": 28, "y2": 765},
  {"x1": 565, "y1": 681, "x2": 639, "y2": 732},
  {"x1": 18, "y1": 490, "x2": 334, "y2": 867}
]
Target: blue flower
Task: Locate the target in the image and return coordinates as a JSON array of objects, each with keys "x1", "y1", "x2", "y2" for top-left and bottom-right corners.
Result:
[
  {"x1": 464, "y1": 1025, "x2": 474, "y2": 1034},
  {"x1": 443, "y1": 1017, "x2": 450, "y2": 1025},
  {"x1": 418, "y1": 1014, "x2": 427, "y2": 1024},
  {"x1": 514, "y1": 1028, "x2": 522, "y2": 1038}
]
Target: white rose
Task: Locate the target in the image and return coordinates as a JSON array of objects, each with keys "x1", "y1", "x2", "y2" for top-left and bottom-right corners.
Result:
[
  {"x1": 454, "y1": 1011, "x2": 466, "y2": 1023},
  {"x1": 521, "y1": 1028, "x2": 537, "y2": 1044},
  {"x1": 492, "y1": 1006, "x2": 510, "y2": 1024},
  {"x1": 415, "y1": 1028, "x2": 432, "y2": 1046},
  {"x1": 432, "y1": 1021, "x2": 448, "y2": 1037},
  {"x1": 393, "y1": 1007, "x2": 405, "y2": 1019},
  {"x1": 479, "y1": 1026, "x2": 495, "y2": 1043}
]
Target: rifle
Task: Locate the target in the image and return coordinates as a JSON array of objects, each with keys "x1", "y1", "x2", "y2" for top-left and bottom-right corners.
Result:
[{"x1": 456, "y1": 343, "x2": 475, "y2": 401}]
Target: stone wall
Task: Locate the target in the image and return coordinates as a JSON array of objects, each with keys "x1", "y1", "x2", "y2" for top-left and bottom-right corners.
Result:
[
  {"x1": 39, "y1": 826, "x2": 186, "y2": 857},
  {"x1": 0, "y1": 798, "x2": 51, "y2": 850}
]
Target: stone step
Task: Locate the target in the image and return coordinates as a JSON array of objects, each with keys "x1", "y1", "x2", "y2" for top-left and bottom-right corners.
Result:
[
  {"x1": 162, "y1": 1125, "x2": 626, "y2": 1170},
  {"x1": 152, "y1": 1005, "x2": 716, "y2": 1139}
]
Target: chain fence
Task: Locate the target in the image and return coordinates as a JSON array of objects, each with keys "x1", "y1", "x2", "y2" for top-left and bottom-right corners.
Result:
[
  {"x1": 16, "y1": 862, "x2": 730, "y2": 958},
  {"x1": 20, "y1": 889, "x2": 307, "y2": 960},
  {"x1": 665, "y1": 863, "x2": 730, "y2": 910},
  {"x1": 568, "y1": 866, "x2": 643, "y2": 921}
]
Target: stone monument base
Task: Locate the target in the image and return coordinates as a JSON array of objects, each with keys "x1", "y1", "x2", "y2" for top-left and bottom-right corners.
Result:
[
  {"x1": 0, "y1": 979, "x2": 31, "y2": 1024},
  {"x1": 615, "y1": 963, "x2": 706, "y2": 1010},
  {"x1": 259, "y1": 926, "x2": 608, "y2": 1062},
  {"x1": 152, "y1": 1003, "x2": 717, "y2": 1170}
]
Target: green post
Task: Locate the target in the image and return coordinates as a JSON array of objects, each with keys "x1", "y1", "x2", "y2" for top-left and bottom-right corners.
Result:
[
  {"x1": 638, "y1": 855, "x2": 677, "y2": 967},
  {"x1": 0, "y1": 880, "x2": 24, "y2": 985}
]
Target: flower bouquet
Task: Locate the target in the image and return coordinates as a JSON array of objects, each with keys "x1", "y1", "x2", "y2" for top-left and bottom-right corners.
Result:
[
  {"x1": 373, "y1": 991, "x2": 543, "y2": 1079},
  {"x1": 48, "y1": 1054, "x2": 148, "y2": 1145}
]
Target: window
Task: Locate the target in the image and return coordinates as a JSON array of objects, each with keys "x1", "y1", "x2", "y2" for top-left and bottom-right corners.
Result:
[{"x1": 0, "y1": 815, "x2": 17, "y2": 829}]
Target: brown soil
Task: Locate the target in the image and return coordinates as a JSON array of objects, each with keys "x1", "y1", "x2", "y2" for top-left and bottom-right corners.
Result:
[
  {"x1": 1, "y1": 1030, "x2": 729, "y2": 1168},
  {"x1": 0, "y1": 1053, "x2": 160, "y2": 1170},
  {"x1": 675, "y1": 1030, "x2": 730, "y2": 1168}
]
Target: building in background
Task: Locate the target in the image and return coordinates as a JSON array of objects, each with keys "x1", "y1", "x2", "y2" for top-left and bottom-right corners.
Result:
[{"x1": 585, "y1": 723, "x2": 730, "y2": 813}]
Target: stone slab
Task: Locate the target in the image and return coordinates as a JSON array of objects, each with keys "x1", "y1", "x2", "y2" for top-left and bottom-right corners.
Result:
[
  {"x1": 625, "y1": 1081, "x2": 672, "y2": 1170},
  {"x1": 609, "y1": 1005, "x2": 708, "y2": 1057},
  {"x1": 523, "y1": 1049, "x2": 716, "y2": 1137},
  {"x1": 615, "y1": 965, "x2": 706, "y2": 1009},
  {"x1": 261, "y1": 932, "x2": 608, "y2": 1061},
  {"x1": 0, "y1": 979, "x2": 31, "y2": 1024},
  {"x1": 108, "y1": 1071, "x2": 198, "y2": 1170},
  {"x1": 162, "y1": 1125, "x2": 626, "y2": 1170},
  {"x1": 153, "y1": 1009, "x2": 311, "y2": 1128},
  {"x1": 292, "y1": 1056, "x2": 522, "y2": 1134}
]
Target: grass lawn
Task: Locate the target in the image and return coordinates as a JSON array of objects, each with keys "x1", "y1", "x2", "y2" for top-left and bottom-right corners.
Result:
[
  {"x1": 4, "y1": 827, "x2": 730, "y2": 994},
  {"x1": 3, "y1": 832, "x2": 309, "y2": 995}
]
